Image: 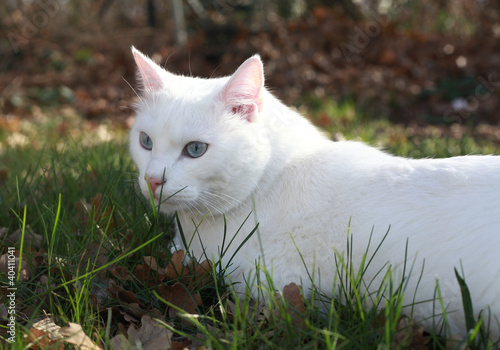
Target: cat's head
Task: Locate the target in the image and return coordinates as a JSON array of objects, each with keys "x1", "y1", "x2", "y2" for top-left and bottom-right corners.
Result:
[{"x1": 129, "y1": 47, "x2": 271, "y2": 215}]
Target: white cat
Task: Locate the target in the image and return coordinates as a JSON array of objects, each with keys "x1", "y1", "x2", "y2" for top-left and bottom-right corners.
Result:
[{"x1": 129, "y1": 47, "x2": 500, "y2": 336}]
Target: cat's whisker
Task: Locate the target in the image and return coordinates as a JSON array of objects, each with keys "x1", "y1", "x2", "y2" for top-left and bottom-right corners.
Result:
[
  {"x1": 247, "y1": 176, "x2": 260, "y2": 192},
  {"x1": 199, "y1": 191, "x2": 242, "y2": 215},
  {"x1": 161, "y1": 52, "x2": 175, "y2": 70},
  {"x1": 188, "y1": 201, "x2": 209, "y2": 219},
  {"x1": 122, "y1": 77, "x2": 144, "y2": 104},
  {"x1": 184, "y1": 202, "x2": 222, "y2": 238},
  {"x1": 209, "y1": 64, "x2": 222, "y2": 79},
  {"x1": 202, "y1": 198, "x2": 226, "y2": 217},
  {"x1": 194, "y1": 193, "x2": 225, "y2": 217},
  {"x1": 203, "y1": 189, "x2": 243, "y2": 206},
  {"x1": 209, "y1": 191, "x2": 243, "y2": 205}
]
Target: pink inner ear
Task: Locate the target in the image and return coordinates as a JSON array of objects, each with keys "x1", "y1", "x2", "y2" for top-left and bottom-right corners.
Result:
[
  {"x1": 223, "y1": 56, "x2": 264, "y2": 118},
  {"x1": 132, "y1": 49, "x2": 164, "y2": 92},
  {"x1": 232, "y1": 104, "x2": 256, "y2": 115}
]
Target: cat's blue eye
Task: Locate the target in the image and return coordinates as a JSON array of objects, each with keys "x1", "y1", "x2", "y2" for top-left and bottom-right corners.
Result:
[
  {"x1": 140, "y1": 132, "x2": 153, "y2": 150},
  {"x1": 184, "y1": 141, "x2": 208, "y2": 158}
]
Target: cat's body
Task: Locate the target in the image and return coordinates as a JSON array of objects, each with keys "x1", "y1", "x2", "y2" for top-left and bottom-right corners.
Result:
[{"x1": 130, "y1": 47, "x2": 500, "y2": 335}]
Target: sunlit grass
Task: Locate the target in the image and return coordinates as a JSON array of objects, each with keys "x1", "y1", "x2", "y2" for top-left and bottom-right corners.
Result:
[
  {"x1": 302, "y1": 97, "x2": 500, "y2": 158},
  {"x1": 1, "y1": 104, "x2": 500, "y2": 348}
]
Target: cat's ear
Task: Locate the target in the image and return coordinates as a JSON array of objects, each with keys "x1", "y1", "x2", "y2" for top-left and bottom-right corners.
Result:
[
  {"x1": 131, "y1": 46, "x2": 165, "y2": 92},
  {"x1": 221, "y1": 55, "x2": 264, "y2": 122}
]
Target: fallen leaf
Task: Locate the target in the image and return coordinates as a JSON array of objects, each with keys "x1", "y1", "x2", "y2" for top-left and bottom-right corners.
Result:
[
  {"x1": 165, "y1": 250, "x2": 213, "y2": 291},
  {"x1": 143, "y1": 256, "x2": 159, "y2": 271},
  {"x1": 75, "y1": 193, "x2": 124, "y2": 234},
  {"x1": 26, "y1": 317, "x2": 64, "y2": 350},
  {"x1": 5, "y1": 226, "x2": 43, "y2": 248},
  {"x1": 109, "y1": 334, "x2": 130, "y2": 350},
  {"x1": 188, "y1": 259, "x2": 212, "y2": 290},
  {"x1": 107, "y1": 280, "x2": 149, "y2": 319},
  {"x1": 394, "y1": 315, "x2": 429, "y2": 348},
  {"x1": 109, "y1": 265, "x2": 135, "y2": 281},
  {"x1": 132, "y1": 263, "x2": 165, "y2": 287},
  {"x1": 27, "y1": 328, "x2": 64, "y2": 350},
  {"x1": 280, "y1": 283, "x2": 307, "y2": 330},
  {"x1": 376, "y1": 313, "x2": 429, "y2": 349},
  {"x1": 90, "y1": 193, "x2": 123, "y2": 232},
  {"x1": 60, "y1": 322, "x2": 102, "y2": 350},
  {"x1": 107, "y1": 280, "x2": 164, "y2": 324},
  {"x1": 166, "y1": 282, "x2": 202, "y2": 317},
  {"x1": 165, "y1": 250, "x2": 186, "y2": 280},
  {"x1": 110, "y1": 315, "x2": 172, "y2": 350},
  {"x1": 171, "y1": 339, "x2": 192, "y2": 350}
]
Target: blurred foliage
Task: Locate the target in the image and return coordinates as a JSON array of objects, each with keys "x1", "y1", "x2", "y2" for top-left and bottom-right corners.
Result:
[
  {"x1": 0, "y1": 0, "x2": 499, "y2": 125},
  {"x1": 1, "y1": 0, "x2": 498, "y2": 41}
]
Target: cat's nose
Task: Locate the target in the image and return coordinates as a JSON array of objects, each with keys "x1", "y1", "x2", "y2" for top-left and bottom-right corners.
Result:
[{"x1": 145, "y1": 175, "x2": 166, "y2": 194}]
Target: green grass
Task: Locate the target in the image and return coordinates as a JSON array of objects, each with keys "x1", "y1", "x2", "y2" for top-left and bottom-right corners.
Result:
[
  {"x1": 301, "y1": 97, "x2": 500, "y2": 158},
  {"x1": 1, "y1": 104, "x2": 499, "y2": 349}
]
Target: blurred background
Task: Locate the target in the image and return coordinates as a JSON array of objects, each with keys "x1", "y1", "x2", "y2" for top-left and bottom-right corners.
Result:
[{"x1": 0, "y1": 0, "x2": 499, "y2": 131}]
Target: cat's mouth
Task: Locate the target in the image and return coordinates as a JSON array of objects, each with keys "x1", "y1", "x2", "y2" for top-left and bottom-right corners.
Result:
[{"x1": 150, "y1": 191, "x2": 169, "y2": 202}]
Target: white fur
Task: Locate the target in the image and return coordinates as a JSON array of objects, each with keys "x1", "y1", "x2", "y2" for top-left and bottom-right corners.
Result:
[{"x1": 129, "y1": 48, "x2": 500, "y2": 336}]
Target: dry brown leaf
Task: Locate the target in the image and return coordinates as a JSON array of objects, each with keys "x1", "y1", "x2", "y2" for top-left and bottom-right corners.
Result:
[
  {"x1": 107, "y1": 280, "x2": 149, "y2": 319},
  {"x1": 132, "y1": 263, "x2": 165, "y2": 287},
  {"x1": 166, "y1": 282, "x2": 202, "y2": 317},
  {"x1": 27, "y1": 328, "x2": 64, "y2": 350},
  {"x1": 120, "y1": 310, "x2": 140, "y2": 324},
  {"x1": 6, "y1": 226, "x2": 43, "y2": 248},
  {"x1": 170, "y1": 339, "x2": 192, "y2": 350},
  {"x1": 394, "y1": 315, "x2": 429, "y2": 348},
  {"x1": 280, "y1": 283, "x2": 307, "y2": 330},
  {"x1": 164, "y1": 250, "x2": 213, "y2": 292},
  {"x1": 26, "y1": 317, "x2": 63, "y2": 350},
  {"x1": 110, "y1": 315, "x2": 172, "y2": 350},
  {"x1": 60, "y1": 322, "x2": 102, "y2": 350},
  {"x1": 109, "y1": 266, "x2": 134, "y2": 281},
  {"x1": 165, "y1": 250, "x2": 186, "y2": 280},
  {"x1": 376, "y1": 314, "x2": 429, "y2": 349},
  {"x1": 123, "y1": 257, "x2": 169, "y2": 300},
  {"x1": 188, "y1": 259, "x2": 213, "y2": 290},
  {"x1": 90, "y1": 193, "x2": 123, "y2": 232},
  {"x1": 107, "y1": 280, "x2": 141, "y2": 304},
  {"x1": 109, "y1": 334, "x2": 130, "y2": 350},
  {"x1": 143, "y1": 256, "x2": 159, "y2": 271},
  {"x1": 127, "y1": 315, "x2": 172, "y2": 350},
  {"x1": 76, "y1": 193, "x2": 123, "y2": 233}
]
